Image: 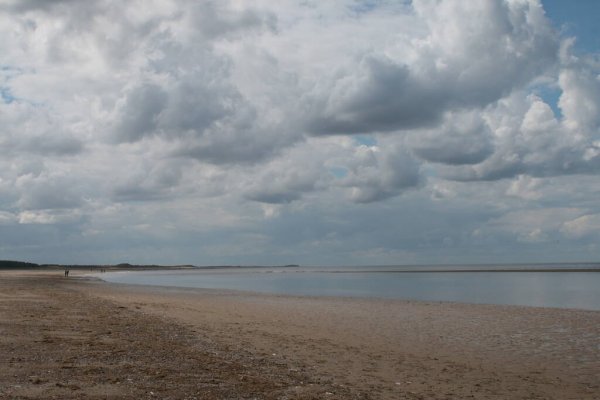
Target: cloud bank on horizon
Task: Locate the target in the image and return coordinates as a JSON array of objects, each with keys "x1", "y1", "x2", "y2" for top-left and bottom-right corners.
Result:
[{"x1": 0, "y1": 0, "x2": 599, "y2": 265}]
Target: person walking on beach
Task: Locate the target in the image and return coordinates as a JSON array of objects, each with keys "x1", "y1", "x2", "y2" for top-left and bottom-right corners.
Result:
[{"x1": 64, "y1": 269, "x2": 69, "y2": 277}]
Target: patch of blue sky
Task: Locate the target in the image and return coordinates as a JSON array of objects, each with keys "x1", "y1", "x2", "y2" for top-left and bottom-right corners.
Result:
[
  {"x1": 348, "y1": 0, "x2": 411, "y2": 16},
  {"x1": 1, "y1": 86, "x2": 14, "y2": 104},
  {"x1": 354, "y1": 135, "x2": 377, "y2": 147},
  {"x1": 329, "y1": 166, "x2": 348, "y2": 179},
  {"x1": 420, "y1": 164, "x2": 437, "y2": 179},
  {"x1": 1, "y1": 65, "x2": 24, "y2": 77},
  {"x1": 525, "y1": 2, "x2": 600, "y2": 120},
  {"x1": 542, "y1": 0, "x2": 600, "y2": 55},
  {"x1": 348, "y1": 0, "x2": 379, "y2": 14},
  {"x1": 529, "y1": 82, "x2": 563, "y2": 119},
  {"x1": 1, "y1": 65, "x2": 24, "y2": 104}
]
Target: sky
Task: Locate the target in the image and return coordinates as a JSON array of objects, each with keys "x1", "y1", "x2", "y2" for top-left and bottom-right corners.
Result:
[{"x1": 1, "y1": 0, "x2": 599, "y2": 266}]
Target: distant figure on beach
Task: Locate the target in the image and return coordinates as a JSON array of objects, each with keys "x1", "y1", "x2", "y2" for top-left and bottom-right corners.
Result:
[{"x1": 64, "y1": 269, "x2": 69, "y2": 277}]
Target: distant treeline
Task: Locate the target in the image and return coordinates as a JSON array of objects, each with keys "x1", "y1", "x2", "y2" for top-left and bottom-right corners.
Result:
[
  {"x1": 40, "y1": 263, "x2": 198, "y2": 270},
  {"x1": 1, "y1": 260, "x2": 300, "y2": 270},
  {"x1": 0, "y1": 260, "x2": 40, "y2": 269},
  {"x1": 0, "y1": 260, "x2": 167, "y2": 270}
]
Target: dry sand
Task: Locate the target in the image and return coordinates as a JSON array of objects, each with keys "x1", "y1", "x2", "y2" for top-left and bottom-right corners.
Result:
[{"x1": 1, "y1": 270, "x2": 599, "y2": 399}]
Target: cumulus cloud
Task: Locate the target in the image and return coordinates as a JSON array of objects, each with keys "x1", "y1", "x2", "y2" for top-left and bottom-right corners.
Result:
[
  {"x1": 17, "y1": 209, "x2": 83, "y2": 225},
  {"x1": 1, "y1": 0, "x2": 600, "y2": 264},
  {"x1": 111, "y1": 159, "x2": 185, "y2": 202},
  {"x1": 102, "y1": 2, "x2": 293, "y2": 165},
  {"x1": 438, "y1": 96, "x2": 600, "y2": 182},
  {"x1": 559, "y1": 41, "x2": 600, "y2": 133},
  {"x1": 241, "y1": 141, "x2": 325, "y2": 204},
  {"x1": 340, "y1": 145, "x2": 421, "y2": 203},
  {"x1": 0, "y1": 101, "x2": 85, "y2": 156},
  {"x1": 305, "y1": 0, "x2": 557, "y2": 135},
  {"x1": 409, "y1": 111, "x2": 494, "y2": 165},
  {"x1": 113, "y1": 84, "x2": 169, "y2": 143},
  {"x1": 240, "y1": 137, "x2": 422, "y2": 205},
  {"x1": 188, "y1": 1, "x2": 276, "y2": 39},
  {"x1": 16, "y1": 175, "x2": 83, "y2": 211},
  {"x1": 506, "y1": 175, "x2": 543, "y2": 200},
  {"x1": 486, "y1": 208, "x2": 583, "y2": 243},
  {"x1": 0, "y1": 211, "x2": 17, "y2": 225}
]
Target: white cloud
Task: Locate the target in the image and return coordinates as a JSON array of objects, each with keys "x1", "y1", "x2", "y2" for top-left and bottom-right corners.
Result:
[
  {"x1": 0, "y1": 211, "x2": 17, "y2": 225},
  {"x1": 1, "y1": 0, "x2": 600, "y2": 264},
  {"x1": 18, "y1": 209, "x2": 82, "y2": 225},
  {"x1": 559, "y1": 40, "x2": 600, "y2": 134},
  {"x1": 304, "y1": 0, "x2": 557, "y2": 134},
  {"x1": 506, "y1": 175, "x2": 543, "y2": 200},
  {"x1": 409, "y1": 111, "x2": 494, "y2": 165},
  {"x1": 561, "y1": 214, "x2": 600, "y2": 239},
  {"x1": 341, "y1": 144, "x2": 421, "y2": 203}
]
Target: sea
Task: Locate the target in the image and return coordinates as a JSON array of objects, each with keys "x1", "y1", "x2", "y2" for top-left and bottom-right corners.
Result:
[{"x1": 97, "y1": 263, "x2": 600, "y2": 311}]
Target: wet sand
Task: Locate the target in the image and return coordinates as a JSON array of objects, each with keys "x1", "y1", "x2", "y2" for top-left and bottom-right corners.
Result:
[{"x1": 1, "y1": 270, "x2": 599, "y2": 399}]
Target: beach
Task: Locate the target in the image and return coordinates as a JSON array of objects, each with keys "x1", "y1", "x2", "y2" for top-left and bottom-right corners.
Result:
[{"x1": 1, "y1": 271, "x2": 599, "y2": 399}]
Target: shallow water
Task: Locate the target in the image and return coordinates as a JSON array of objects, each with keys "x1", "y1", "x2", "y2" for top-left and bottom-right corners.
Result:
[{"x1": 98, "y1": 264, "x2": 600, "y2": 310}]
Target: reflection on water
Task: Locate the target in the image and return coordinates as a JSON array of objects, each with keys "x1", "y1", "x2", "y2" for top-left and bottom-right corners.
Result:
[{"x1": 99, "y1": 266, "x2": 600, "y2": 311}]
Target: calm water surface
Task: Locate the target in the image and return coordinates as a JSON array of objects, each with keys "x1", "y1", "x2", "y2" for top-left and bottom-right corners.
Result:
[{"x1": 98, "y1": 265, "x2": 600, "y2": 310}]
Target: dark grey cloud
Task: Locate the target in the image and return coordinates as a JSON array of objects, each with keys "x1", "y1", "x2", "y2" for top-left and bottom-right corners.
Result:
[
  {"x1": 439, "y1": 79, "x2": 600, "y2": 182},
  {"x1": 159, "y1": 80, "x2": 237, "y2": 136},
  {"x1": 190, "y1": 1, "x2": 277, "y2": 39},
  {"x1": 243, "y1": 158, "x2": 319, "y2": 204},
  {"x1": 108, "y1": 10, "x2": 292, "y2": 165},
  {"x1": 250, "y1": 189, "x2": 503, "y2": 265},
  {"x1": 17, "y1": 180, "x2": 83, "y2": 211},
  {"x1": 115, "y1": 84, "x2": 291, "y2": 165},
  {"x1": 114, "y1": 84, "x2": 168, "y2": 143},
  {"x1": 410, "y1": 113, "x2": 494, "y2": 165},
  {"x1": 306, "y1": 58, "x2": 444, "y2": 134},
  {"x1": 245, "y1": 190, "x2": 301, "y2": 205},
  {"x1": 176, "y1": 133, "x2": 283, "y2": 165},
  {"x1": 22, "y1": 135, "x2": 84, "y2": 156},
  {"x1": 112, "y1": 186, "x2": 170, "y2": 203},
  {"x1": 2, "y1": 0, "x2": 104, "y2": 43},
  {"x1": 444, "y1": 145, "x2": 600, "y2": 182},
  {"x1": 2, "y1": 0, "x2": 78, "y2": 13},
  {"x1": 1, "y1": 134, "x2": 84, "y2": 156},
  {"x1": 341, "y1": 146, "x2": 421, "y2": 203},
  {"x1": 413, "y1": 141, "x2": 492, "y2": 166},
  {"x1": 0, "y1": 101, "x2": 84, "y2": 157},
  {"x1": 111, "y1": 160, "x2": 185, "y2": 202}
]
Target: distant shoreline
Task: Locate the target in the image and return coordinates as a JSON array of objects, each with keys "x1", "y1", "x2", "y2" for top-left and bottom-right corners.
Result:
[
  {"x1": 320, "y1": 267, "x2": 600, "y2": 273},
  {"x1": 2, "y1": 259, "x2": 600, "y2": 272}
]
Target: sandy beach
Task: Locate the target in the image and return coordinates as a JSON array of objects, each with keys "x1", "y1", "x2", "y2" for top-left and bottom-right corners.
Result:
[{"x1": 1, "y1": 270, "x2": 599, "y2": 399}]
